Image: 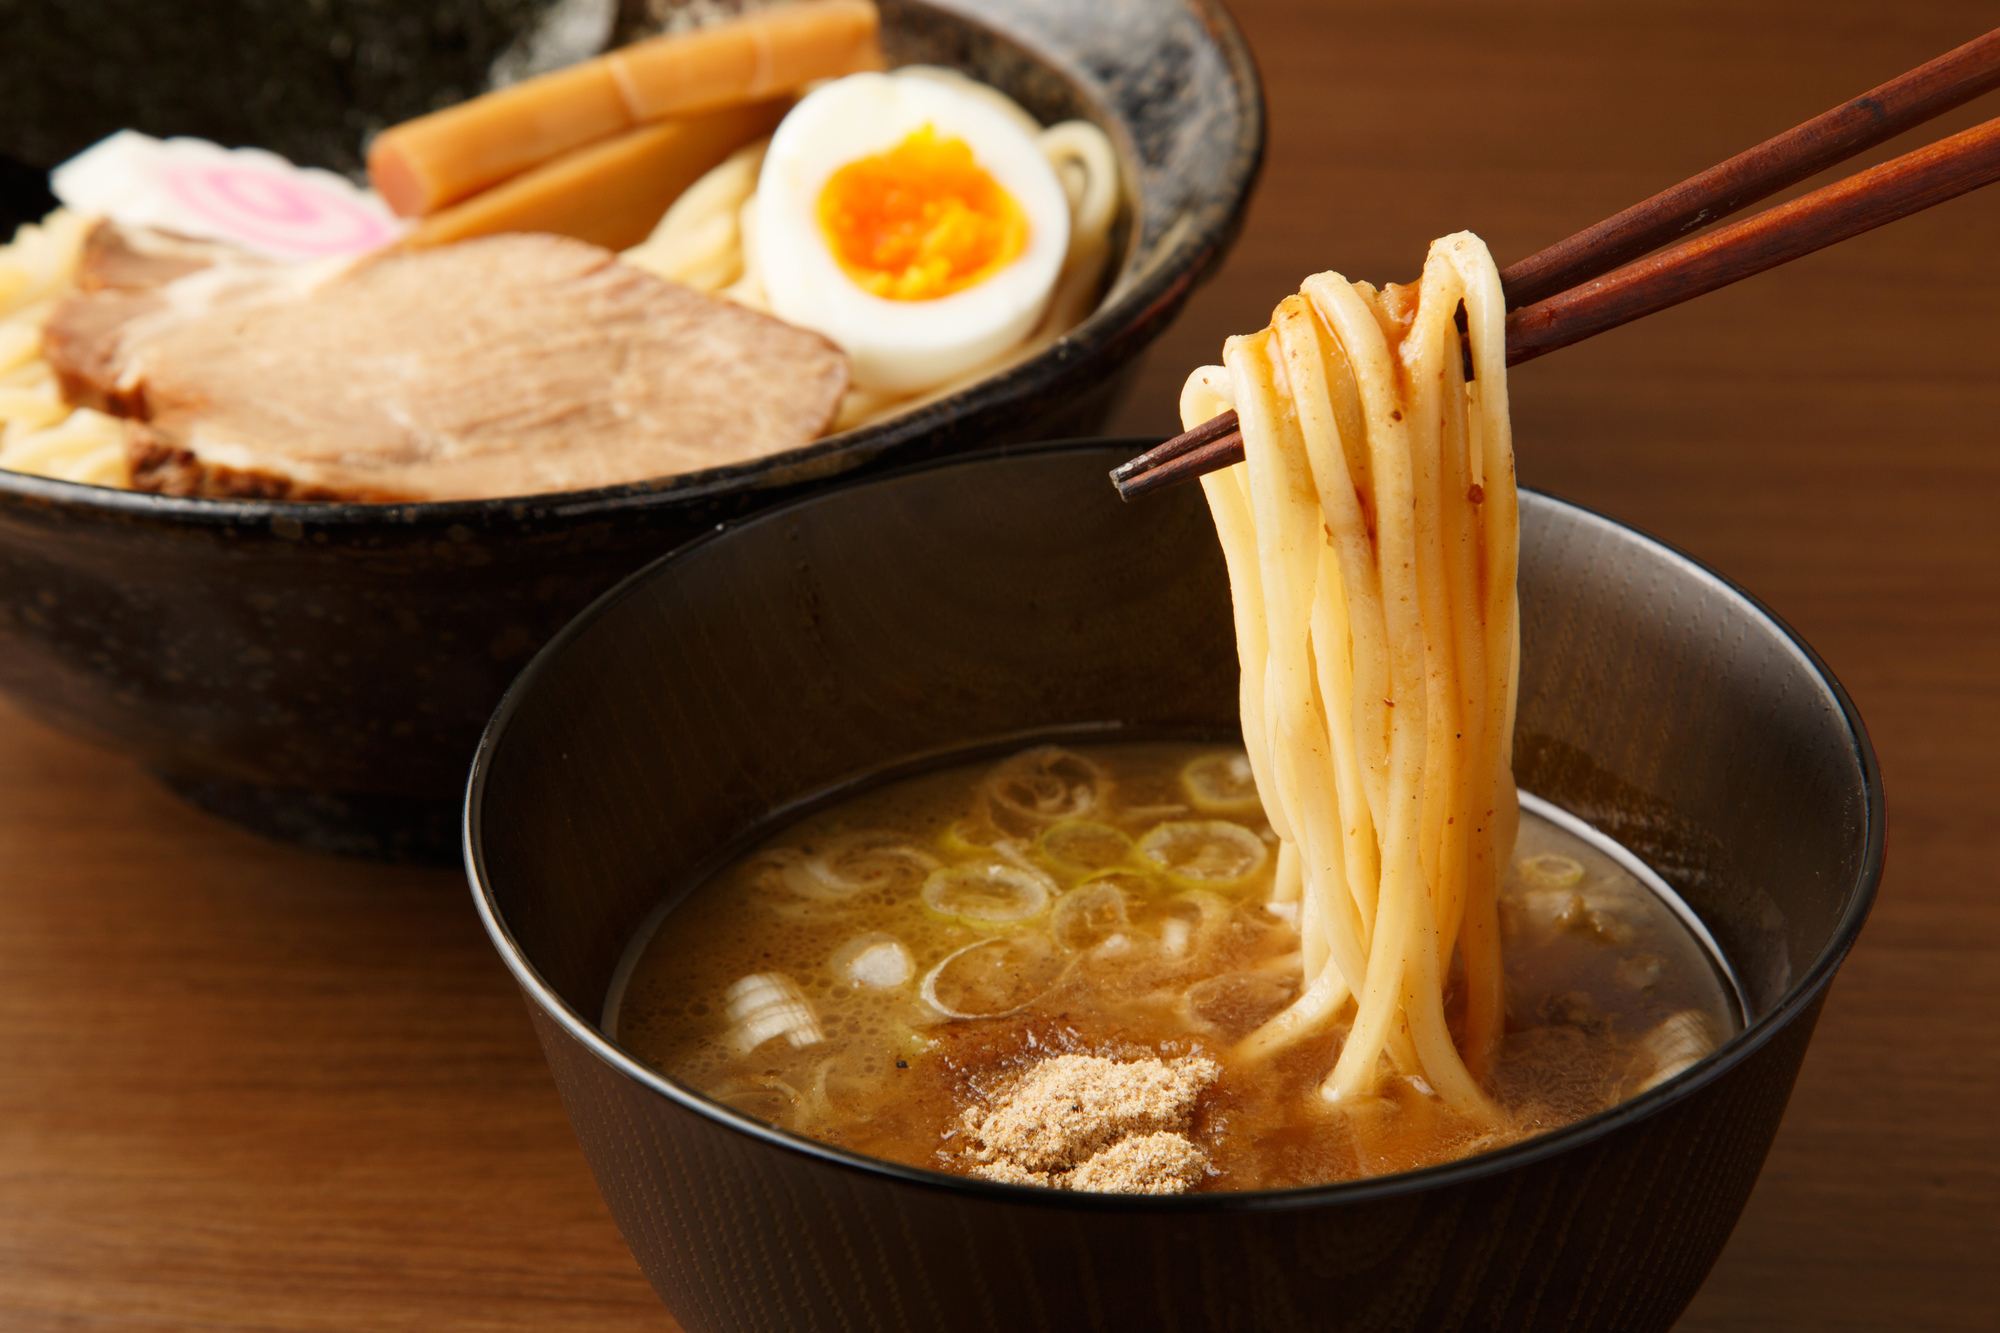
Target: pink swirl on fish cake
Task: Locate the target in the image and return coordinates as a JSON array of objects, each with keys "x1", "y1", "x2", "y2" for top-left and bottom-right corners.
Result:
[{"x1": 164, "y1": 164, "x2": 396, "y2": 257}]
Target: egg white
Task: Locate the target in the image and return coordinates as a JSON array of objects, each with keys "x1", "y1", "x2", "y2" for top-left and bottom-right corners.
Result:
[{"x1": 752, "y1": 72, "x2": 1070, "y2": 395}]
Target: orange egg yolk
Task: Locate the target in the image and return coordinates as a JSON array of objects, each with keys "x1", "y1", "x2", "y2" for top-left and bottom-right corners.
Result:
[{"x1": 816, "y1": 126, "x2": 1029, "y2": 301}]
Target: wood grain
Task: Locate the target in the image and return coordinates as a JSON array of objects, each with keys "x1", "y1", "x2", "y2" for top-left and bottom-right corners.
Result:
[
  {"x1": 1505, "y1": 113, "x2": 2000, "y2": 366},
  {"x1": 1496, "y1": 25, "x2": 2000, "y2": 307},
  {"x1": 4, "y1": 1, "x2": 1997, "y2": 1329}
]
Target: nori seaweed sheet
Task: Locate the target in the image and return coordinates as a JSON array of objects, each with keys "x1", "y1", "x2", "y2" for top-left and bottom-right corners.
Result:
[
  {"x1": 0, "y1": 0, "x2": 559, "y2": 175},
  {"x1": 0, "y1": 155, "x2": 61, "y2": 239}
]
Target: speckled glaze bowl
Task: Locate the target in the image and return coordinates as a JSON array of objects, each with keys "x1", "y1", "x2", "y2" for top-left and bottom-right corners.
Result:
[
  {"x1": 0, "y1": 0, "x2": 1262, "y2": 860},
  {"x1": 466, "y1": 439, "x2": 1882, "y2": 1333}
]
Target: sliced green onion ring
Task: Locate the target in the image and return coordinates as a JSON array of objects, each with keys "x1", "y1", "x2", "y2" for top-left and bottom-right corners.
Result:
[
  {"x1": 1518, "y1": 853, "x2": 1585, "y2": 889},
  {"x1": 1036, "y1": 820, "x2": 1134, "y2": 877},
  {"x1": 921, "y1": 861, "x2": 1053, "y2": 925},
  {"x1": 705, "y1": 1074, "x2": 804, "y2": 1129},
  {"x1": 938, "y1": 816, "x2": 1009, "y2": 859},
  {"x1": 1179, "y1": 751, "x2": 1264, "y2": 815},
  {"x1": 829, "y1": 933, "x2": 915, "y2": 989},
  {"x1": 778, "y1": 831, "x2": 939, "y2": 901},
  {"x1": 1136, "y1": 820, "x2": 1270, "y2": 890},
  {"x1": 1050, "y1": 879, "x2": 1132, "y2": 952},
  {"x1": 722, "y1": 972, "x2": 824, "y2": 1054},
  {"x1": 982, "y1": 746, "x2": 1107, "y2": 833},
  {"x1": 1181, "y1": 970, "x2": 1301, "y2": 1037},
  {"x1": 920, "y1": 934, "x2": 1063, "y2": 1019},
  {"x1": 1077, "y1": 868, "x2": 1159, "y2": 896}
]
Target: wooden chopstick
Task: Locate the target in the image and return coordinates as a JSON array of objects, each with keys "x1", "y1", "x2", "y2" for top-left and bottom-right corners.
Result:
[
  {"x1": 1507, "y1": 113, "x2": 2000, "y2": 365},
  {"x1": 1112, "y1": 28, "x2": 2000, "y2": 502},
  {"x1": 1106, "y1": 408, "x2": 1243, "y2": 490},
  {"x1": 1111, "y1": 422, "x2": 1246, "y2": 499},
  {"x1": 1500, "y1": 27, "x2": 2000, "y2": 307}
]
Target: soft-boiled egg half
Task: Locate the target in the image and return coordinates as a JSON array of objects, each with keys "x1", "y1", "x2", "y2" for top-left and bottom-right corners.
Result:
[{"x1": 752, "y1": 71, "x2": 1070, "y2": 394}]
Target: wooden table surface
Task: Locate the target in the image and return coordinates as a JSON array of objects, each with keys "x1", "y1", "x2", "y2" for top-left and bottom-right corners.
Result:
[{"x1": 4, "y1": 2, "x2": 1996, "y2": 1328}]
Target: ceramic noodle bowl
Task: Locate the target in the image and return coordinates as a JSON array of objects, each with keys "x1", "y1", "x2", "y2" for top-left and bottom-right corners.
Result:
[
  {"x1": 466, "y1": 439, "x2": 1881, "y2": 1333},
  {"x1": 0, "y1": 0, "x2": 1262, "y2": 861}
]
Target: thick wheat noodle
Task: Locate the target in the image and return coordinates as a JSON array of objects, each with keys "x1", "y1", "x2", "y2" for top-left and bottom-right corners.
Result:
[
  {"x1": 1296, "y1": 863, "x2": 1328, "y2": 982},
  {"x1": 1318, "y1": 273, "x2": 1435, "y2": 1108},
  {"x1": 1244, "y1": 323, "x2": 1401, "y2": 1080},
  {"x1": 1404, "y1": 239, "x2": 1515, "y2": 1077},
  {"x1": 1452, "y1": 240, "x2": 1519, "y2": 1074},
  {"x1": 1222, "y1": 352, "x2": 1315, "y2": 892},
  {"x1": 1272, "y1": 302, "x2": 1368, "y2": 928},
  {"x1": 1378, "y1": 250, "x2": 1487, "y2": 1113},
  {"x1": 1192, "y1": 457, "x2": 1288, "y2": 848},
  {"x1": 1231, "y1": 330, "x2": 1373, "y2": 1005},
  {"x1": 1272, "y1": 297, "x2": 1383, "y2": 939},
  {"x1": 1311, "y1": 318, "x2": 1392, "y2": 846},
  {"x1": 1270, "y1": 823, "x2": 1304, "y2": 906},
  {"x1": 1187, "y1": 232, "x2": 1517, "y2": 1122},
  {"x1": 1308, "y1": 540, "x2": 1376, "y2": 940},
  {"x1": 1405, "y1": 257, "x2": 1470, "y2": 956},
  {"x1": 1237, "y1": 951, "x2": 1351, "y2": 1063},
  {"x1": 0, "y1": 210, "x2": 128, "y2": 486}
]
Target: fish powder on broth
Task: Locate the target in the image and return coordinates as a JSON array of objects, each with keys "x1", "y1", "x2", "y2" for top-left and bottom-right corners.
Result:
[{"x1": 612, "y1": 742, "x2": 1738, "y2": 1192}]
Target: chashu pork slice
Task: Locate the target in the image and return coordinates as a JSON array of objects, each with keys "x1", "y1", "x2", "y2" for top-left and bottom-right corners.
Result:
[
  {"x1": 42, "y1": 223, "x2": 282, "y2": 420},
  {"x1": 44, "y1": 225, "x2": 850, "y2": 502}
]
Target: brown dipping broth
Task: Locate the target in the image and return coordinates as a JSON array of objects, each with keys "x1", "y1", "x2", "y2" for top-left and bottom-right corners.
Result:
[{"x1": 609, "y1": 742, "x2": 1740, "y2": 1191}]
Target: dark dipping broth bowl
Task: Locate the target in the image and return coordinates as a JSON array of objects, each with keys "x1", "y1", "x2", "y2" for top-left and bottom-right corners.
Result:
[
  {"x1": 466, "y1": 439, "x2": 1882, "y2": 1332},
  {"x1": 0, "y1": 0, "x2": 1261, "y2": 861}
]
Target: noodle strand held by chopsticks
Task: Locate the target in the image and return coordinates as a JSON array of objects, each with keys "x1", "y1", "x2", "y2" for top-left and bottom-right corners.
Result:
[
  {"x1": 1233, "y1": 329, "x2": 1374, "y2": 1003},
  {"x1": 1197, "y1": 232, "x2": 1518, "y2": 1123}
]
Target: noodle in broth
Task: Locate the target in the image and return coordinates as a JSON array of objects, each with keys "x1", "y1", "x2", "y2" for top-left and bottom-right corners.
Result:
[
  {"x1": 1181, "y1": 232, "x2": 1518, "y2": 1119},
  {"x1": 612, "y1": 233, "x2": 1737, "y2": 1192}
]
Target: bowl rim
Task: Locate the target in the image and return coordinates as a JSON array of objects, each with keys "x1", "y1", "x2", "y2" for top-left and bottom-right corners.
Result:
[
  {"x1": 0, "y1": 0, "x2": 1264, "y2": 533},
  {"x1": 463, "y1": 435, "x2": 1884, "y2": 1213}
]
